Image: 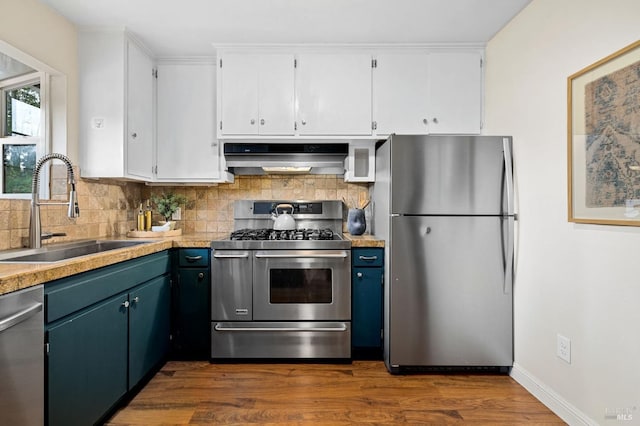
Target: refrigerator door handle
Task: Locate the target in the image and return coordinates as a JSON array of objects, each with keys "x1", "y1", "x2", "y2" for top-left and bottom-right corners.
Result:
[
  {"x1": 503, "y1": 137, "x2": 514, "y2": 215},
  {"x1": 503, "y1": 216, "x2": 515, "y2": 294}
]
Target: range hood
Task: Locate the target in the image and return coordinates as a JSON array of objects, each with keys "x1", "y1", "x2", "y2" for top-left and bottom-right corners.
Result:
[{"x1": 223, "y1": 142, "x2": 348, "y2": 175}]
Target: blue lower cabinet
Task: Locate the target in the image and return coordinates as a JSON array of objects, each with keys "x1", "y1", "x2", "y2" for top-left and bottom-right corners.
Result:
[
  {"x1": 47, "y1": 294, "x2": 128, "y2": 426},
  {"x1": 45, "y1": 251, "x2": 171, "y2": 426},
  {"x1": 352, "y1": 248, "x2": 384, "y2": 358},
  {"x1": 172, "y1": 248, "x2": 211, "y2": 359},
  {"x1": 129, "y1": 275, "x2": 171, "y2": 388}
]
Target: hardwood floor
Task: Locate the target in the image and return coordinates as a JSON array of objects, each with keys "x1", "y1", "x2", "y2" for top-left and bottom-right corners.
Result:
[{"x1": 105, "y1": 361, "x2": 565, "y2": 425}]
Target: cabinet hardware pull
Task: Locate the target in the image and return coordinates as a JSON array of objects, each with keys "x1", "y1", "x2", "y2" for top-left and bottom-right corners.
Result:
[
  {"x1": 198, "y1": 272, "x2": 204, "y2": 280},
  {"x1": 132, "y1": 297, "x2": 140, "y2": 304},
  {"x1": 121, "y1": 301, "x2": 130, "y2": 308},
  {"x1": 358, "y1": 255, "x2": 378, "y2": 261},
  {"x1": 356, "y1": 272, "x2": 363, "y2": 278},
  {"x1": 131, "y1": 132, "x2": 137, "y2": 139},
  {"x1": 250, "y1": 119, "x2": 255, "y2": 125},
  {"x1": 185, "y1": 255, "x2": 203, "y2": 262},
  {"x1": 260, "y1": 118, "x2": 265, "y2": 125}
]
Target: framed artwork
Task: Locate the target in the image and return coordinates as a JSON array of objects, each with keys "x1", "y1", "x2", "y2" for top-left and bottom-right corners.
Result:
[{"x1": 568, "y1": 40, "x2": 640, "y2": 226}]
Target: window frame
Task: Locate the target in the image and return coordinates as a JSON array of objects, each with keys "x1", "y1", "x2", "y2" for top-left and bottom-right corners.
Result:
[{"x1": 0, "y1": 71, "x2": 49, "y2": 199}]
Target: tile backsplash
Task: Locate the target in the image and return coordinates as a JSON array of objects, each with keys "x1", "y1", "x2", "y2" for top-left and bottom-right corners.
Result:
[
  {"x1": 0, "y1": 166, "x2": 370, "y2": 249},
  {"x1": 142, "y1": 175, "x2": 371, "y2": 235}
]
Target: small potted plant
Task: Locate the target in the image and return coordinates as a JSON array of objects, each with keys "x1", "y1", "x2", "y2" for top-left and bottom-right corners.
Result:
[{"x1": 151, "y1": 193, "x2": 189, "y2": 230}]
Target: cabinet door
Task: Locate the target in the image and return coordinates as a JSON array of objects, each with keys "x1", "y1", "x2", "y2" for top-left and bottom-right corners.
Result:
[
  {"x1": 373, "y1": 53, "x2": 429, "y2": 135},
  {"x1": 427, "y1": 52, "x2": 482, "y2": 134},
  {"x1": 352, "y1": 248, "x2": 383, "y2": 350},
  {"x1": 48, "y1": 295, "x2": 128, "y2": 426},
  {"x1": 126, "y1": 40, "x2": 154, "y2": 179},
  {"x1": 219, "y1": 54, "x2": 259, "y2": 135},
  {"x1": 296, "y1": 53, "x2": 372, "y2": 135},
  {"x1": 156, "y1": 62, "x2": 220, "y2": 180},
  {"x1": 258, "y1": 54, "x2": 295, "y2": 135},
  {"x1": 175, "y1": 267, "x2": 211, "y2": 359},
  {"x1": 128, "y1": 275, "x2": 171, "y2": 389}
]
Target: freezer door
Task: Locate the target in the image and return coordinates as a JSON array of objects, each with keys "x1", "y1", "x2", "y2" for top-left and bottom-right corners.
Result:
[
  {"x1": 387, "y1": 216, "x2": 513, "y2": 368},
  {"x1": 390, "y1": 135, "x2": 513, "y2": 215}
]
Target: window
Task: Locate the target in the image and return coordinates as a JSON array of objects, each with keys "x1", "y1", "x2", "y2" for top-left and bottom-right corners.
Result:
[{"x1": 0, "y1": 71, "x2": 47, "y2": 198}]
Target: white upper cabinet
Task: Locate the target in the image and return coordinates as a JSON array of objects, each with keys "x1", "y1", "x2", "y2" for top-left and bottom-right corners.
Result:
[
  {"x1": 295, "y1": 53, "x2": 372, "y2": 136},
  {"x1": 373, "y1": 53, "x2": 430, "y2": 135},
  {"x1": 258, "y1": 55, "x2": 296, "y2": 135},
  {"x1": 78, "y1": 30, "x2": 154, "y2": 180},
  {"x1": 426, "y1": 51, "x2": 483, "y2": 134},
  {"x1": 218, "y1": 53, "x2": 295, "y2": 136},
  {"x1": 126, "y1": 42, "x2": 154, "y2": 180},
  {"x1": 156, "y1": 61, "x2": 228, "y2": 182}
]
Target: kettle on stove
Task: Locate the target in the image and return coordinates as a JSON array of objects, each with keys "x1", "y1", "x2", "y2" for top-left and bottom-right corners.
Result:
[{"x1": 272, "y1": 203, "x2": 296, "y2": 230}]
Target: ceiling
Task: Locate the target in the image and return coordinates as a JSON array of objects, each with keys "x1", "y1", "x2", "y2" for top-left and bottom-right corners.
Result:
[{"x1": 39, "y1": 0, "x2": 532, "y2": 57}]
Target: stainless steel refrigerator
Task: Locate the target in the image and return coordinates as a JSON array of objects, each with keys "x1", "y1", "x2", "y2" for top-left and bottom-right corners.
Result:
[{"x1": 372, "y1": 135, "x2": 514, "y2": 374}]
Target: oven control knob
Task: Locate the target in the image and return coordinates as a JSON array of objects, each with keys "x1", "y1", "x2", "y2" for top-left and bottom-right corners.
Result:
[{"x1": 356, "y1": 272, "x2": 363, "y2": 278}]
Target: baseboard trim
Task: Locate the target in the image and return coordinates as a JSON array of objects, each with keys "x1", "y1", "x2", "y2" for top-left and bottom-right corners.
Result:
[{"x1": 510, "y1": 363, "x2": 597, "y2": 425}]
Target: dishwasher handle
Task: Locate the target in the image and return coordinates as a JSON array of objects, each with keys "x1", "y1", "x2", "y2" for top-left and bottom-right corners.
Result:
[{"x1": 0, "y1": 302, "x2": 43, "y2": 333}]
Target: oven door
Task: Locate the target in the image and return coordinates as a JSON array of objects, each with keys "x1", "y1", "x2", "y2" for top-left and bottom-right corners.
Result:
[{"x1": 253, "y1": 250, "x2": 351, "y2": 321}]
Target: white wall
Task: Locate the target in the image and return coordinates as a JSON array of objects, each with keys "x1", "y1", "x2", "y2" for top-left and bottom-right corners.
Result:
[
  {"x1": 485, "y1": 0, "x2": 640, "y2": 424},
  {"x1": 0, "y1": 0, "x2": 78, "y2": 161}
]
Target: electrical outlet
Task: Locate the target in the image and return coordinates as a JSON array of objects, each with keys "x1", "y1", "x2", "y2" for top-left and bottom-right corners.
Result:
[
  {"x1": 557, "y1": 334, "x2": 571, "y2": 363},
  {"x1": 171, "y1": 207, "x2": 181, "y2": 221},
  {"x1": 91, "y1": 117, "x2": 105, "y2": 129}
]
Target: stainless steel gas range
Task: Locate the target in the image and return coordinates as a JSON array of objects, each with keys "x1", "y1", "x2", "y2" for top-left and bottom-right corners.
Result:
[{"x1": 211, "y1": 200, "x2": 352, "y2": 360}]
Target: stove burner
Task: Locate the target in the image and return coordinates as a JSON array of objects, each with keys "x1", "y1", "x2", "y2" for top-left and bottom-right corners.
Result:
[{"x1": 230, "y1": 228, "x2": 336, "y2": 241}]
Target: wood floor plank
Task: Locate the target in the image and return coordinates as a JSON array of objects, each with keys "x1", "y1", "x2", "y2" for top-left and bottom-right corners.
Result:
[{"x1": 104, "y1": 361, "x2": 565, "y2": 425}]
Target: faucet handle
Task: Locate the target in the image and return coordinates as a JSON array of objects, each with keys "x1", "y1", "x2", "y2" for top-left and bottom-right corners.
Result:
[{"x1": 41, "y1": 232, "x2": 67, "y2": 240}]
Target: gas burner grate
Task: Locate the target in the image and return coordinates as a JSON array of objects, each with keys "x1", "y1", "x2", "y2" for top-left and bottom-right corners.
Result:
[{"x1": 230, "y1": 228, "x2": 336, "y2": 241}]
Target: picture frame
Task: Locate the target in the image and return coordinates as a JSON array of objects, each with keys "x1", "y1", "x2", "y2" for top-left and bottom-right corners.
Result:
[{"x1": 568, "y1": 40, "x2": 640, "y2": 226}]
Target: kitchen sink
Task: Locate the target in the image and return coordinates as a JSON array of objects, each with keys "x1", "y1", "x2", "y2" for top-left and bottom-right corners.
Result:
[{"x1": 0, "y1": 240, "x2": 154, "y2": 263}]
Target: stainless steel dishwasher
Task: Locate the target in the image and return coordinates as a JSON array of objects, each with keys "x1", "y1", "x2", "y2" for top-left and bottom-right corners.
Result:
[{"x1": 0, "y1": 285, "x2": 44, "y2": 426}]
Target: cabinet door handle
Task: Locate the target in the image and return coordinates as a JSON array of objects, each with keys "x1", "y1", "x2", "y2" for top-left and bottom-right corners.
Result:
[
  {"x1": 132, "y1": 297, "x2": 140, "y2": 304},
  {"x1": 131, "y1": 132, "x2": 137, "y2": 139},
  {"x1": 198, "y1": 272, "x2": 205, "y2": 281},
  {"x1": 260, "y1": 118, "x2": 265, "y2": 125},
  {"x1": 356, "y1": 272, "x2": 363, "y2": 278},
  {"x1": 250, "y1": 119, "x2": 255, "y2": 125},
  {"x1": 121, "y1": 300, "x2": 130, "y2": 308},
  {"x1": 358, "y1": 255, "x2": 378, "y2": 261},
  {"x1": 301, "y1": 120, "x2": 307, "y2": 125},
  {"x1": 432, "y1": 117, "x2": 439, "y2": 124},
  {"x1": 185, "y1": 255, "x2": 203, "y2": 263}
]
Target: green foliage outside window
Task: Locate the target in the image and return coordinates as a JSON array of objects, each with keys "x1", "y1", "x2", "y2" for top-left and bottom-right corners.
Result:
[{"x1": 3, "y1": 144, "x2": 36, "y2": 193}]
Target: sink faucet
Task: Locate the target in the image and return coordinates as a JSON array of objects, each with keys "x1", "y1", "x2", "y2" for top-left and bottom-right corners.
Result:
[{"x1": 29, "y1": 153, "x2": 80, "y2": 248}]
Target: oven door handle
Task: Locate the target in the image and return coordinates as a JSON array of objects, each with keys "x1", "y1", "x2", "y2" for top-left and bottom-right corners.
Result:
[
  {"x1": 255, "y1": 251, "x2": 349, "y2": 259},
  {"x1": 213, "y1": 253, "x2": 250, "y2": 259},
  {"x1": 214, "y1": 323, "x2": 348, "y2": 332}
]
